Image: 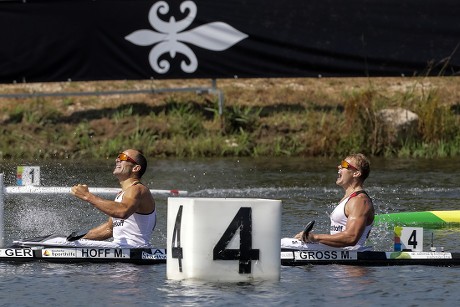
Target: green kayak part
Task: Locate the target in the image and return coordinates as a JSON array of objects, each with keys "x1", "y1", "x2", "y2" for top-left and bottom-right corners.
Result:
[{"x1": 374, "y1": 210, "x2": 460, "y2": 227}]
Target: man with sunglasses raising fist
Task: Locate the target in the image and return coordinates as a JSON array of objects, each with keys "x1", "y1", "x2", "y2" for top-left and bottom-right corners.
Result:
[
  {"x1": 282, "y1": 153, "x2": 374, "y2": 251},
  {"x1": 69, "y1": 149, "x2": 156, "y2": 248}
]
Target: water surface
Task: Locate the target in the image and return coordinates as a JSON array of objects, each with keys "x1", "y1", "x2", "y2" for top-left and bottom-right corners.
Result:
[{"x1": 0, "y1": 157, "x2": 459, "y2": 306}]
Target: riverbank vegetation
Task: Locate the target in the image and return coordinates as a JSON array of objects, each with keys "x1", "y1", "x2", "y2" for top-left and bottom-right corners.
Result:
[{"x1": 1, "y1": 77, "x2": 459, "y2": 160}]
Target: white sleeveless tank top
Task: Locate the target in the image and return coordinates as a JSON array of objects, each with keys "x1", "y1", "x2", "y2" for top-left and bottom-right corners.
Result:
[
  {"x1": 112, "y1": 189, "x2": 156, "y2": 247},
  {"x1": 329, "y1": 191, "x2": 373, "y2": 248}
]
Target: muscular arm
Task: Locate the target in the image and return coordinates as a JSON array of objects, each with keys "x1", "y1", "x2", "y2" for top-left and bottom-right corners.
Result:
[
  {"x1": 83, "y1": 217, "x2": 113, "y2": 240},
  {"x1": 296, "y1": 194, "x2": 374, "y2": 247},
  {"x1": 71, "y1": 184, "x2": 144, "y2": 219}
]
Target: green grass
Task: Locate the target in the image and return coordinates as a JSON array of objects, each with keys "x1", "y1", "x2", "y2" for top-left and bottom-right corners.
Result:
[{"x1": 0, "y1": 79, "x2": 459, "y2": 160}]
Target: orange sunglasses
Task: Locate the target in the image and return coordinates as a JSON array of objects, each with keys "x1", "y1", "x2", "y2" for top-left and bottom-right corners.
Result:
[
  {"x1": 117, "y1": 152, "x2": 138, "y2": 164},
  {"x1": 341, "y1": 160, "x2": 358, "y2": 171}
]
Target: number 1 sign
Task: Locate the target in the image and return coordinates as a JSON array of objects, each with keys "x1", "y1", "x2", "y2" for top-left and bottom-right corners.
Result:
[{"x1": 16, "y1": 166, "x2": 41, "y2": 186}]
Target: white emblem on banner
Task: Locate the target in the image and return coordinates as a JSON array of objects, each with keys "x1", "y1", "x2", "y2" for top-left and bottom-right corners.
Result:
[{"x1": 125, "y1": 1, "x2": 248, "y2": 74}]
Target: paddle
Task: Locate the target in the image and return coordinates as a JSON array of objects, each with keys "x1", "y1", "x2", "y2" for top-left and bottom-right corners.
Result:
[
  {"x1": 66, "y1": 230, "x2": 88, "y2": 242},
  {"x1": 301, "y1": 220, "x2": 315, "y2": 242}
]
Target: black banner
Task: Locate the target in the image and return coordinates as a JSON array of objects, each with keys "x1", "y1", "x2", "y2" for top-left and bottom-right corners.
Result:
[{"x1": 1, "y1": 0, "x2": 459, "y2": 83}]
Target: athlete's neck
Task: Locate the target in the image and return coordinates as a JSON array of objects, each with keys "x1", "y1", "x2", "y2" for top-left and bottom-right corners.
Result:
[
  {"x1": 120, "y1": 178, "x2": 141, "y2": 190},
  {"x1": 343, "y1": 185, "x2": 363, "y2": 199}
]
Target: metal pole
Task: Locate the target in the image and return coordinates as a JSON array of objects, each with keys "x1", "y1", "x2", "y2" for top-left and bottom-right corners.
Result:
[
  {"x1": 211, "y1": 79, "x2": 224, "y2": 116},
  {"x1": 0, "y1": 173, "x2": 4, "y2": 247}
]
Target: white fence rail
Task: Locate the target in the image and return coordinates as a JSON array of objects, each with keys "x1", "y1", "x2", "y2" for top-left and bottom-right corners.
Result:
[{"x1": 5, "y1": 186, "x2": 188, "y2": 196}]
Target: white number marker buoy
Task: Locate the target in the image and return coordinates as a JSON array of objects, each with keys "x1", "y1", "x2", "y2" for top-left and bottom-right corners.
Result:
[{"x1": 167, "y1": 198, "x2": 282, "y2": 281}]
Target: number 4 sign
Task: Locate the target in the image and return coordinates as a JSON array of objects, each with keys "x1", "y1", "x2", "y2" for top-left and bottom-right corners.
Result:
[
  {"x1": 167, "y1": 197, "x2": 282, "y2": 282},
  {"x1": 394, "y1": 226, "x2": 424, "y2": 251}
]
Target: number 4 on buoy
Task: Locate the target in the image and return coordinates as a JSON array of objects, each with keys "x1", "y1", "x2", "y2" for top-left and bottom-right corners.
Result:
[{"x1": 394, "y1": 226, "x2": 424, "y2": 251}]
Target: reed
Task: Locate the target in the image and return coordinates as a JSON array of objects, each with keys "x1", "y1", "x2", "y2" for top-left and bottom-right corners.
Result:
[{"x1": 0, "y1": 78, "x2": 459, "y2": 159}]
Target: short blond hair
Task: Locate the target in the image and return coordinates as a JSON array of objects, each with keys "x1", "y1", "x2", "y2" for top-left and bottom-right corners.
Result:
[{"x1": 346, "y1": 153, "x2": 370, "y2": 181}]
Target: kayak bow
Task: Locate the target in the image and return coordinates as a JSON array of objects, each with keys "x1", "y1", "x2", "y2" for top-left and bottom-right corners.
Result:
[{"x1": 375, "y1": 210, "x2": 460, "y2": 228}]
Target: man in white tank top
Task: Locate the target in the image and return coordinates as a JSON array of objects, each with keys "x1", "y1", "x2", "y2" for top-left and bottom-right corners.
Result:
[
  {"x1": 69, "y1": 149, "x2": 156, "y2": 248},
  {"x1": 281, "y1": 153, "x2": 374, "y2": 251}
]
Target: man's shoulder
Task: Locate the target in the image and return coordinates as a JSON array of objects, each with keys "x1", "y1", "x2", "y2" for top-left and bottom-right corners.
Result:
[
  {"x1": 130, "y1": 181, "x2": 148, "y2": 191},
  {"x1": 350, "y1": 191, "x2": 372, "y2": 202},
  {"x1": 347, "y1": 193, "x2": 374, "y2": 212}
]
